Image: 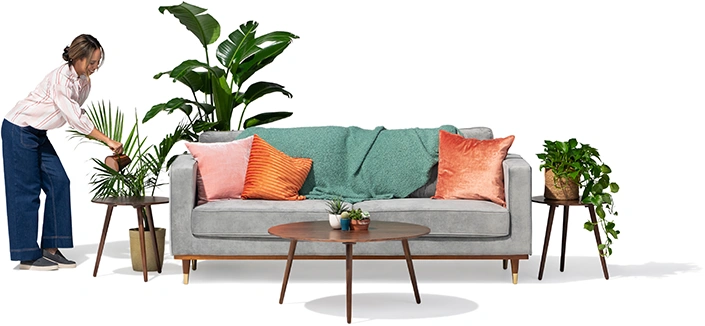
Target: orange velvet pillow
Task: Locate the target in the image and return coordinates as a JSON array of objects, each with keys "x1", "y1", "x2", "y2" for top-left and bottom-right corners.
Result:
[
  {"x1": 241, "y1": 134, "x2": 313, "y2": 200},
  {"x1": 432, "y1": 130, "x2": 515, "y2": 207}
]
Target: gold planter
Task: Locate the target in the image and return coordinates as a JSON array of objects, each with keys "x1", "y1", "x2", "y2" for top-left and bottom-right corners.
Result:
[
  {"x1": 544, "y1": 169, "x2": 579, "y2": 200},
  {"x1": 129, "y1": 227, "x2": 166, "y2": 272}
]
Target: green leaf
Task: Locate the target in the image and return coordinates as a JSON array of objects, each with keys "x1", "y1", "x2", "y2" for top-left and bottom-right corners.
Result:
[
  {"x1": 159, "y1": 2, "x2": 220, "y2": 47},
  {"x1": 142, "y1": 98, "x2": 192, "y2": 123},
  {"x1": 216, "y1": 21, "x2": 258, "y2": 73},
  {"x1": 235, "y1": 41, "x2": 292, "y2": 87},
  {"x1": 610, "y1": 183, "x2": 620, "y2": 193},
  {"x1": 601, "y1": 164, "x2": 612, "y2": 174},
  {"x1": 241, "y1": 81, "x2": 293, "y2": 104},
  {"x1": 169, "y1": 60, "x2": 214, "y2": 81},
  {"x1": 607, "y1": 228, "x2": 619, "y2": 239},
  {"x1": 211, "y1": 75, "x2": 234, "y2": 130},
  {"x1": 583, "y1": 221, "x2": 594, "y2": 231},
  {"x1": 596, "y1": 205, "x2": 606, "y2": 219},
  {"x1": 244, "y1": 111, "x2": 293, "y2": 129}
]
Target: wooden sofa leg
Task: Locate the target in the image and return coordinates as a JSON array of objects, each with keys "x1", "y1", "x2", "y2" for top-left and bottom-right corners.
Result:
[
  {"x1": 182, "y1": 259, "x2": 191, "y2": 285},
  {"x1": 502, "y1": 259, "x2": 508, "y2": 270},
  {"x1": 192, "y1": 259, "x2": 197, "y2": 271},
  {"x1": 510, "y1": 258, "x2": 519, "y2": 284}
]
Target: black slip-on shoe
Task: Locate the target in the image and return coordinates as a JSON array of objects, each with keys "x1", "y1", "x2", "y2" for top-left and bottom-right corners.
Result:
[
  {"x1": 43, "y1": 249, "x2": 77, "y2": 268},
  {"x1": 19, "y1": 257, "x2": 59, "y2": 271}
]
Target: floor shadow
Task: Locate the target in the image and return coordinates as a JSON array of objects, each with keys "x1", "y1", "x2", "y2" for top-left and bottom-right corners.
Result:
[
  {"x1": 303, "y1": 293, "x2": 478, "y2": 322},
  {"x1": 60, "y1": 240, "x2": 182, "y2": 280},
  {"x1": 177, "y1": 256, "x2": 702, "y2": 285}
]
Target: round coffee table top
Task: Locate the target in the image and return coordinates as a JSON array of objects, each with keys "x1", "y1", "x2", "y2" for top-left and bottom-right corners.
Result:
[{"x1": 268, "y1": 221, "x2": 430, "y2": 243}]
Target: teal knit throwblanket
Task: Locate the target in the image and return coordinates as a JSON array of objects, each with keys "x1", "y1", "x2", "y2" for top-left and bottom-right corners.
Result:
[{"x1": 236, "y1": 125, "x2": 458, "y2": 203}]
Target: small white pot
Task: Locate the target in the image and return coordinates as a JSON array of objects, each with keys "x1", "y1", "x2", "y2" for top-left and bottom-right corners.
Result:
[{"x1": 329, "y1": 214, "x2": 342, "y2": 229}]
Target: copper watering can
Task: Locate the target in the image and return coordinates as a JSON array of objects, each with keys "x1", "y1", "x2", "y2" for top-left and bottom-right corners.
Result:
[{"x1": 105, "y1": 154, "x2": 131, "y2": 172}]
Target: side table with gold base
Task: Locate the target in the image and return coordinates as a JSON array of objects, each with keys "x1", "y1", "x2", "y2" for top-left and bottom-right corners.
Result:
[{"x1": 532, "y1": 196, "x2": 609, "y2": 280}]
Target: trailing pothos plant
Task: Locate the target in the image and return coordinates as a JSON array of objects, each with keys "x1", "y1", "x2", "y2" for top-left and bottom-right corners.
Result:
[
  {"x1": 143, "y1": 1, "x2": 299, "y2": 142},
  {"x1": 537, "y1": 138, "x2": 621, "y2": 257}
]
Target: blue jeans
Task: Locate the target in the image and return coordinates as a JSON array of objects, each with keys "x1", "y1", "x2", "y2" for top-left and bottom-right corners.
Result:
[{"x1": 2, "y1": 119, "x2": 73, "y2": 261}]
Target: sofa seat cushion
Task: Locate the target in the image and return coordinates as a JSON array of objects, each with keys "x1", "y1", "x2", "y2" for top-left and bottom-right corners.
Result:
[
  {"x1": 191, "y1": 198, "x2": 509, "y2": 238},
  {"x1": 353, "y1": 198, "x2": 509, "y2": 237}
]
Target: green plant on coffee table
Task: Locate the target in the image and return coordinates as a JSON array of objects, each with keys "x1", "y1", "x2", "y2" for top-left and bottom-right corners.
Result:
[
  {"x1": 325, "y1": 197, "x2": 350, "y2": 215},
  {"x1": 537, "y1": 138, "x2": 620, "y2": 257},
  {"x1": 347, "y1": 208, "x2": 370, "y2": 220}
]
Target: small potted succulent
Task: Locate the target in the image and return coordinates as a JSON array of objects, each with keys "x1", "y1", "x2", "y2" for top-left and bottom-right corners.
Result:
[
  {"x1": 348, "y1": 208, "x2": 371, "y2": 231},
  {"x1": 325, "y1": 197, "x2": 350, "y2": 229}
]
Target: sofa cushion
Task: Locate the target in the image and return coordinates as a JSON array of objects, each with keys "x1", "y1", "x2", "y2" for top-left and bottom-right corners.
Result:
[
  {"x1": 241, "y1": 134, "x2": 312, "y2": 201},
  {"x1": 407, "y1": 127, "x2": 494, "y2": 199},
  {"x1": 184, "y1": 136, "x2": 254, "y2": 204},
  {"x1": 191, "y1": 198, "x2": 509, "y2": 238},
  {"x1": 432, "y1": 130, "x2": 515, "y2": 207}
]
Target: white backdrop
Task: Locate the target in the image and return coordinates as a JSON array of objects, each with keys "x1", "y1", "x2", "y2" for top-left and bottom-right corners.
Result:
[{"x1": 0, "y1": 0, "x2": 703, "y2": 316}]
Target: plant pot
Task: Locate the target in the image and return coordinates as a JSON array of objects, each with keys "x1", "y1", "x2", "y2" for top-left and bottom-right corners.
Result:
[
  {"x1": 340, "y1": 218, "x2": 351, "y2": 231},
  {"x1": 329, "y1": 214, "x2": 342, "y2": 229},
  {"x1": 351, "y1": 219, "x2": 370, "y2": 231},
  {"x1": 544, "y1": 169, "x2": 579, "y2": 200},
  {"x1": 129, "y1": 227, "x2": 166, "y2": 272}
]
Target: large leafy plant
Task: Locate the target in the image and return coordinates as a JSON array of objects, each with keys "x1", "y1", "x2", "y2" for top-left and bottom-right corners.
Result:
[
  {"x1": 537, "y1": 138, "x2": 620, "y2": 257},
  {"x1": 143, "y1": 1, "x2": 299, "y2": 139}
]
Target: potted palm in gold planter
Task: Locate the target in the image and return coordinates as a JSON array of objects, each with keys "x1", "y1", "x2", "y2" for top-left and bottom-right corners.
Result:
[{"x1": 69, "y1": 101, "x2": 186, "y2": 271}]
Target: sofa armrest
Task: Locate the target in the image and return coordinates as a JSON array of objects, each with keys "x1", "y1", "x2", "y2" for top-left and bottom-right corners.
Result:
[
  {"x1": 503, "y1": 153, "x2": 532, "y2": 254},
  {"x1": 169, "y1": 154, "x2": 198, "y2": 255}
]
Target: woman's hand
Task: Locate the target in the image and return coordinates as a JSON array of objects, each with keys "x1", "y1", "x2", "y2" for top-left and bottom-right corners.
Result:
[
  {"x1": 106, "y1": 139, "x2": 123, "y2": 155},
  {"x1": 88, "y1": 128, "x2": 123, "y2": 155}
]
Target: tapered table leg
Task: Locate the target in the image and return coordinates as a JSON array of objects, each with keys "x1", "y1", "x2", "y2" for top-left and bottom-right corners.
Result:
[
  {"x1": 587, "y1": 206, "x2": 610, "y2": 280},
  {"x1": 144, "y1": 206, "x2": 162, "y2": 273},
  {"x1": 401, "y1": 239, "x2": 421, "y2": 303},
  {"x1": 560, "y1": 206, "x2": 569, "y2": 272},
  {"x1": 538, "y1": 205, "x2": 557, "y2": 280},
  {"x1": 345, "y1": 242, "x2": 353, "y2": 324},
  {"x1": 136, "y1": 210, "x2": 148, "y2": 282},
  {"x1": 93, "y1": 205, "x2": 114, "y2": 277},
  {"x1": 279, "y1": 240, "x2": 297, "y2": 304}
]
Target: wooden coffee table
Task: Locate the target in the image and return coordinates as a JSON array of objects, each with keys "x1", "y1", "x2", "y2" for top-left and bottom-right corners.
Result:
[{"x1": 268, "y1": 220, "x2": 430, "y2": 324}]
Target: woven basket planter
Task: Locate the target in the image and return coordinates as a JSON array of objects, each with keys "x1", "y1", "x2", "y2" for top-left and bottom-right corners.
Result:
[{"x1": 544, "y1": 169, "x2": 579, "y2": 200}]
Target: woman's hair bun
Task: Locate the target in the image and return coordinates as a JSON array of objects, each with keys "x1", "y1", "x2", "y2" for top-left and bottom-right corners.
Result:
[{"x1": 62, "y1": 46, "x2": 70, "y2": 62}]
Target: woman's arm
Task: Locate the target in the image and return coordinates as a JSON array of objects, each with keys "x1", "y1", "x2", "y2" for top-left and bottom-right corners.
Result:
[{"x1": 88, "y1": 128, "x2": 123, "y2": 155}]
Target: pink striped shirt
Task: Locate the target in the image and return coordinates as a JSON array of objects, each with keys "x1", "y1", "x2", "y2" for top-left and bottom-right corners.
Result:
[{"x1": 6, "y1": 63, "x2": 95, "y2": 134}]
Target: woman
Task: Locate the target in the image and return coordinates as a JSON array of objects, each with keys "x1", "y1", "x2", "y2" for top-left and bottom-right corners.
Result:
[{"x1": 2, "y1": 34, "x2": 122, "y2": 271}]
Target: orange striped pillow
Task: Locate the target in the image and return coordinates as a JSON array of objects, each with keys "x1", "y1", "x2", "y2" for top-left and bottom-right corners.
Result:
[{"x1": 241, "y1": 134, "x2": 313, "y2": 200}]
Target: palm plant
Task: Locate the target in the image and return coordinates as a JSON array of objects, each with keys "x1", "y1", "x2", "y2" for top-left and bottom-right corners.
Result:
[
  {"x1": 68, "y1": 101, "x2": 186, "y2": 229},
  {"x1": 143, "y1": 1, "x2": 299, "y2": 140}
]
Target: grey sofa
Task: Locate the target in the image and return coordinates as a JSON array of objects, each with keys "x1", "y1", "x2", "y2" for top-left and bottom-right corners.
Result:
[{"x1": 169, "y1": 127, "x2": 532, "y2": 284}]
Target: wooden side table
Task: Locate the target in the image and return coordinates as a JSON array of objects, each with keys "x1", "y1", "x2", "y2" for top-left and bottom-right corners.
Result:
[
  {"x1": 532, "y1": 196, "x2": 609, "y2": 280},
  {"x1": 91, "y1": 196, "x2": 170, "y2": 282}
]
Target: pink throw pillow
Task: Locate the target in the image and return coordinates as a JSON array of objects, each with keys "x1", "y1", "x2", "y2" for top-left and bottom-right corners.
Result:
[{"x1": 185, "y1": 136, "x2": 254, "y2": 204}]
